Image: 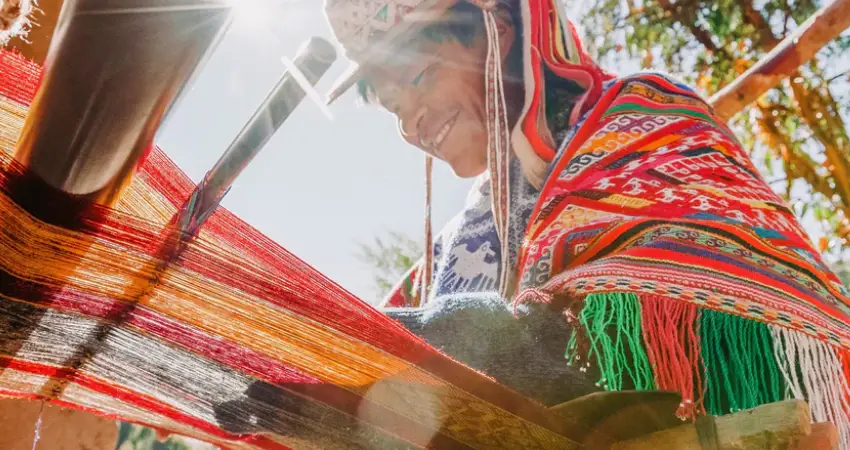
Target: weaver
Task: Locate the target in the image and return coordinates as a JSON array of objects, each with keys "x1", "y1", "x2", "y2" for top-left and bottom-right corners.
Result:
[
  {"x1": 321, "y1": 0, "x2": 850, "y2": 447},
  {"x1": 1, "y1": 0, "x2": 849, "y2": 449}
]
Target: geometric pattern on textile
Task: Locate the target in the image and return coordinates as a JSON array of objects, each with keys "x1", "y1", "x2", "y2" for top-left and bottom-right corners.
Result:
[
  {"x1": 518, "y1": 74, "x2": 850, "y2": 345},
  {"x1": 0, "y1": 49, "x2": 590, "y2": 450},
  {"x1": 508, "y1": 73, "x2": 850, "y2": 446}
]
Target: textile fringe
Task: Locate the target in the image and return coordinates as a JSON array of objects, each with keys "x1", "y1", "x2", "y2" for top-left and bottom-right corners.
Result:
[
  {"x1": 640, "y1": 296, "x2": 704, "y2": 419},
  {"x1": 771, "y1": 326, "x2": 850, "y2": 448},
  {"x1": 700, "y1": 310, "x2": 786, "y2": 415},
  {"x1": 566, "y1": 293, "x2": 655, "y2": 391}
]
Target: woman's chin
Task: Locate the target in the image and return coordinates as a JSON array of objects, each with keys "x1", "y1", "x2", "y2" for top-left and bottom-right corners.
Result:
[{"x1": 448, "y1": 160, "x2": 487, "y2": 179}]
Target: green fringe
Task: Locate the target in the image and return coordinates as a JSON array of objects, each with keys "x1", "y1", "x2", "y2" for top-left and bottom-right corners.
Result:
[
  {"x1": 700, "y1": 310, "x2": 786, "y2": 415},
  {"x1": 566, "y1": 294, "x2": 787, "y2": 416},
  {"x1": 566, "y1": 292, "x2": 655, "y2": 391}
]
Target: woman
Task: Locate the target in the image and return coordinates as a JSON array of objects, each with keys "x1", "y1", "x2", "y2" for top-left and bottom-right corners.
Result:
[{"x1": 324, "y1": 0, "x2": 850, "y2": 443}]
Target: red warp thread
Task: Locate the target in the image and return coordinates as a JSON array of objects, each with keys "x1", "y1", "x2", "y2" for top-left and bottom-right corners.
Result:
[
  {"x1": 640, "y1": 296, "x2": 705, "y2": 420},
  {"x1": 0, "y1": 49, "x2": 41, "y2": 105}
]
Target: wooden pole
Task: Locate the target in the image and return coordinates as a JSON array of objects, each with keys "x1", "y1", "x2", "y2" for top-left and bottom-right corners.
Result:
[
  {"x1": 611, "y1": 400, "x2": 838, "y2": 450},
  {"x1": 709, "y1": 0, "x2": 850, "y2": 121}
]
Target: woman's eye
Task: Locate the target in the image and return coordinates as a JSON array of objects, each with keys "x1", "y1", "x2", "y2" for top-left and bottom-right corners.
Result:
[{"x1": 411, "y1": 64, "x2": 434, "y2": 86}]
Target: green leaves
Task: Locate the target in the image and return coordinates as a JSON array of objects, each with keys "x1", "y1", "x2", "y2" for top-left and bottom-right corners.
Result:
[
  {"x1": 115, "y1": 423, "x2": 204, "y2": 450},
  {"x1": 356, "y1": 231, "x2": 423, "y2": 299}
]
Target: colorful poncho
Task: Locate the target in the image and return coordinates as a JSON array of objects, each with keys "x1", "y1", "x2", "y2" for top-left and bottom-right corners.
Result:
[{"x1": 387, "y1": 70, "x2": 850, "y2": 446}]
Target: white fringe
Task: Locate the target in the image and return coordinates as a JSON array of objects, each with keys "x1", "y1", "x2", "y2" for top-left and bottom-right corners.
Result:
[
  {"x1": 0, "y1": 0, "x2": 33, "y2": 45},
  {"x1": 772, "y1": 325, "x2": 850, "y2": 449}
]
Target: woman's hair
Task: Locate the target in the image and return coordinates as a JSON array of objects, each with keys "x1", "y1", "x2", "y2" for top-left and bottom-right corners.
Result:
[{"x1": 355, "y1": 0, "x2": 522, "y2": 103}]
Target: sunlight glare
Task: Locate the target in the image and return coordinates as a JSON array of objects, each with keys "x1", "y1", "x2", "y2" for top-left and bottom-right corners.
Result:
[{"x1": 227, "y1": 0, "x2": 275, "y2": 30}]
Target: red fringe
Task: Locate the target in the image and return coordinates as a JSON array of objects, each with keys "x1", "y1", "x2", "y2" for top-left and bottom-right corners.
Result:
[{"x1": 640, "y1": 296, "x2": 705, "y2": 419}]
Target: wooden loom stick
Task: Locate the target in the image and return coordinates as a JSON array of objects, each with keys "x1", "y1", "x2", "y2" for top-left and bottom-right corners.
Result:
[
  {"x1": 709, "y1": 0, "x2": 850, "y2": 121},
  {"x1": 611, "y1": 400, "x2": 835, "y2": 450},
  {"x1": 13, "y1": 0, "x2": 233, "y2": 206},
  {"x1": 176, "y1": 37, "x2": 337, "y2": 236}
]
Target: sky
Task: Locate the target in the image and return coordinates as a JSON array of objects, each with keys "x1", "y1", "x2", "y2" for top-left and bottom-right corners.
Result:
[{"x1": 156, "y1": 1, "x2": 474, "y2": 303}]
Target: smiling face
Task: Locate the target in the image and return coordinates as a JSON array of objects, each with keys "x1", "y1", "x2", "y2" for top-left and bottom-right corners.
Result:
[{"x1": 358, "y1": 5, "x2": 518, "y2": 178}]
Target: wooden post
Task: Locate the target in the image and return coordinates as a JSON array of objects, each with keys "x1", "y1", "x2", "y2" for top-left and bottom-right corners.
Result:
[
  {"x1": 611, "y1": 400, "x2": 839, "y2": 450},
  {"x1": 709, "y1": 0, "x2": 850, "y2": 121}
]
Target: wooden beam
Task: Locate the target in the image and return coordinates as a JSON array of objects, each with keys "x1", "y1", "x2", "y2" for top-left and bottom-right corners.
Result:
[
  {"x1": 611, "y1": 400, "x2": 812, "y2": 450},
  {"x1": 709, "y1": 0, "x2": 850, "y2": 121}
]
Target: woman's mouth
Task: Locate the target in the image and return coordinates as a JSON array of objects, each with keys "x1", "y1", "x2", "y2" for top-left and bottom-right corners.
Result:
[{"x1": 421, "y1": 109, "x2": 460, "y2": 154}]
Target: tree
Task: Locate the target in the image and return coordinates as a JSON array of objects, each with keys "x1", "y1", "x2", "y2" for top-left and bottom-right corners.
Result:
[
  {"x1": 834, "y1": 262, "x2": 850, "y2": 287},
  {"x1": 356, "y1": 231, "x2": 423, "y2": 299},
  {"x1": 115, "y1": 423, "x2": 215, "y2": 450},
  {"x1": 575, "y1": 0, "x2": 850, "y2": 258}
]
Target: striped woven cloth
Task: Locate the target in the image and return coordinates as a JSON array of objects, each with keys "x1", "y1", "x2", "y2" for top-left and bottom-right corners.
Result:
[
  {"x1": 515, "y1": 72, "x2": 850, "y2": 445},
  {"x1": 0, "y1": 49, "x2": 595, "y2": 450}
]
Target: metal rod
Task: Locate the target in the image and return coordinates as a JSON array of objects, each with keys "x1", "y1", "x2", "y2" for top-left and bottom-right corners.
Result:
[
  {"x1": 176, "y1": 36, "x2": 337, "y2": 235},
  {"x1": 13, "y1": 0, "x2": 233, "y2": 206}
]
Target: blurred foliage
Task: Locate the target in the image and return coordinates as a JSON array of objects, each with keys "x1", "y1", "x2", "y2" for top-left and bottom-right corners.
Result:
[
  {"x1": 575, "y1": 0, "x2": 850, "y2": 258},
  {"x1": 835, "y1": 262, "x2": 850, "y2": 287},
  {"x1": 356, "y1": 231, "x2": 422, "y2": 299},
  {"x1": 115, "y1": 423, "x2": 214, "y2": 450}
]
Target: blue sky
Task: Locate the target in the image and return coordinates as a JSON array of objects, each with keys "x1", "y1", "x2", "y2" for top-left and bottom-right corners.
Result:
[{"x1": 157, "y1": 1, "x2": 474, "y2": 302}]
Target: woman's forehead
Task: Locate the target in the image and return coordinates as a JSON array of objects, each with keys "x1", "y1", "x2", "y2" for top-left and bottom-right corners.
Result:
[{"x1": 362, "y1": 41, "x2": 440, "y2": 83}]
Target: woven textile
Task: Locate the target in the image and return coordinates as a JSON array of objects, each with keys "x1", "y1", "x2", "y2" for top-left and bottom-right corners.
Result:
[
  {"x1": 0, "y1": 49, "x2": 600, "y2": 450},
  {"x1": 515, "y1": 72, "x2": 850, "y2": 443}
]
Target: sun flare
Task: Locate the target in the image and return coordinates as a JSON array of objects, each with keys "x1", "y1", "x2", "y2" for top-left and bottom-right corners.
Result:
[{"x1": 227, "y1": 0, "x2": 275, "y2": 30}]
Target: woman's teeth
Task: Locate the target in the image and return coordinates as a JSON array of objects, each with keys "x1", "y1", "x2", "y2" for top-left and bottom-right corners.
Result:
[{"x1": 434, "y1": 114, "x2": 458, "y2": 147}]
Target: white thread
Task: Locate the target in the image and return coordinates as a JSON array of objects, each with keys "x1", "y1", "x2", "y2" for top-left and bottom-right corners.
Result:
[
  {"x1": 31, "y1": 401, "x2": 44, "y2": 450},
  {"x1": 0, "y1": 0, "x2": 33, "y2": 44},
  {"x1": 771, "y1": 326, "x2": 850, "y2": 449}
]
